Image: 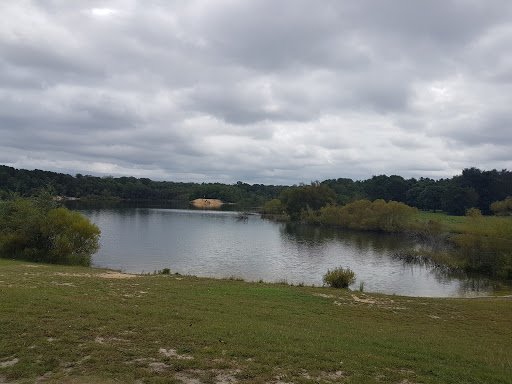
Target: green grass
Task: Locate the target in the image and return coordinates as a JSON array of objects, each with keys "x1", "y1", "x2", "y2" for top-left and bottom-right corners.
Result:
[
  {"x1": 1, "y1": 259, "x2": 512, "y2": 384},
  {"x1": 418, "y1": 211, "x2": 512, "y2": 234}
]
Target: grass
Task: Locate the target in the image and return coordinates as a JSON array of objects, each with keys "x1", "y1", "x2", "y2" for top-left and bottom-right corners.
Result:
[
  {"x1": 418, "y1": 211, "x2": 512, "y2": 234},
  {"x1": 1, "y1": 259, "x2": 512, "y2": 384},
  {"x1": 415, "y1": 212, "x2": 512, "y2": 278}
]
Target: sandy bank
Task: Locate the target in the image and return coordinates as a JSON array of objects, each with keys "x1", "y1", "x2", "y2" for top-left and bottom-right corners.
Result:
[{"x1": 191, "y1": 198, "x2": 224, "y2": 208}]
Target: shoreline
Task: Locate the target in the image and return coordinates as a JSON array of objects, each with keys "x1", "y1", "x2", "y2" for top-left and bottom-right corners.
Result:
[
  {"x1": 1, "y1": 258, "x2": 511, "y2": 384},
  {"x1": 190, "y1": 198, "x2": 225, "y2": 209}
]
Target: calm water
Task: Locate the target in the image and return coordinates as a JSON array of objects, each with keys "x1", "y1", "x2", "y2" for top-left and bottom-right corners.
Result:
[{"x1": 70, "y1": 202, "x2": 509, "y2": 297}]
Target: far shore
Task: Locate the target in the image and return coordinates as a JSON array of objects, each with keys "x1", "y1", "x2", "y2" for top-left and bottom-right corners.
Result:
[
  {"x1": 190, "y1": 198, "x2": 225, "y2": 208},
  {"x1": 55, "y1": 196, "x2": 80, "y2": 201}
]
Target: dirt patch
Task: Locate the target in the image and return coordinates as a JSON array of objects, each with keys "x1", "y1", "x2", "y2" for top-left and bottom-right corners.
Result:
[
  {"x1": 0, "y1": 358, "x2": 19, "y2": 369},
  {"x1": 53, "y1": 272, "x2": 137, "y2": 279},
  {"x1": 96, "y1": 272, "x2": 137, "y2": 279},
  {"x1": 191, "y1": 198, "x2": 224, "y2": 209},
  {"x1": 174, "y1": 373, "x2": 201, "y2": 384},
  {"x1": 301, "y1": 369, "x2": 345, "y2": 381},
  {"x1": 315, "y1": 292, "x2": 407, "y2": 311},
  {"x1": 53, "y1": 272, "x2": 92, "y2": 278},
  {"x1": 159, "y1": 348, "x2": 194, "y2": 360},
  {"x1": 352, "y1": 294, "x2": 377, "y2": 304},
  {"x1": 174, "y1": 370, "x2": 240, "y2": 384},
  {"x1": 350, "y1": 294, "x2": 407, "y2": 309}
]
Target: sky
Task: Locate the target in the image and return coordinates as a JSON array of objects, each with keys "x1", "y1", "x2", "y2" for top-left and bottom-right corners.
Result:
[{"x1": 1, "y1": 1, "x2": 512, "y2": 185}]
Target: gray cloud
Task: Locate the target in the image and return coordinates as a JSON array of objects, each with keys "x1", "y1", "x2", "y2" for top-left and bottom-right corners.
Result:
[{"x1": 1, "y1": 1, "x2": 511, "y2": 184}]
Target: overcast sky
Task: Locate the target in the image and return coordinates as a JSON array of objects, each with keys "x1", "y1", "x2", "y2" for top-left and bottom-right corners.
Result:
[{"x1": 1, "y1": 1, "x2": 511, "y2": 185}]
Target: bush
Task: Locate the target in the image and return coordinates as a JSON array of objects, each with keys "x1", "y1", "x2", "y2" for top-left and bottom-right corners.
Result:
[
  {"x1": 303, "y1": 199, "x2": 419, "y2": 233},
  {"x1": 466, "y1": 207, "x2": 482, "y2": 218},
  {"x1": 323, "y1": 267, "x2": 356, "y2": 289},
  {"x1": 0, "y1": 197, "x2": 100, "y2": 266},
  {"x1": 490, "y1": 196, "x2": 512, "y2": 216}
]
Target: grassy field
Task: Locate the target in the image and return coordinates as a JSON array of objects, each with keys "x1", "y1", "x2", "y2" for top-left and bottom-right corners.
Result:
[
  {"x1": 417, "y1": 211, "x2": 512, "y2": 234},
  {"x1": 1, "y1": 259, "x2": 511, "y2": 384}
]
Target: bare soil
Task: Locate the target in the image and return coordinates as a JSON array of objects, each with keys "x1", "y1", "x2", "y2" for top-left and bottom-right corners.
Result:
[{"x1": 190, "y1": 199, "x2": 224, "y2": 208}]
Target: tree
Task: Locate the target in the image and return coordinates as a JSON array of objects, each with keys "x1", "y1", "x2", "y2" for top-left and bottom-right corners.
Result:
[
  {"x1": 260, "y1": 199, "x2": 286, "y2": 215},
  {"x1": 322, "y1": 178, "x2": 366, "y2": 204},
  {"x1": 0, "y1": 196, "x2": 100, "y2": 266},
  {"x1": 417, "y1": 185, "x2": 444, "y2": 211},
  {"x1": 279, "y1": 182, "x2": 336, "y2": 220},
  {"x1": 461, "y1": 167, "x2": 502, "y2": 214}
]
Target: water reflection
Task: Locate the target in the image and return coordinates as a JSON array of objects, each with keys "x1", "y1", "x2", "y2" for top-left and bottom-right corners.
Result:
[
  {"x1": 68, "y1": 202, "x2": 512, "y2": 297},
  {"x1": 280, "y1": 223, "x2": 415, "y2": 252}
]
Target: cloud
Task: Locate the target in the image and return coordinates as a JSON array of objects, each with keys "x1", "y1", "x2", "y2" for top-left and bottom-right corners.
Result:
[{"x1": 1, "y1": 1, "x2": 512, "y2": 184}]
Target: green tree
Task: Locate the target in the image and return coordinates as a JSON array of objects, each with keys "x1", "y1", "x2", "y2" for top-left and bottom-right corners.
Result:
[
  {"x1": 0, "y1": 197, "x2": 100, "y2": 266},
  {"x1": 441, "y1": 180, "x2": 479, "y2": 216},
  {"x1": 279, "y1": 182, "x2": 336, "y2": 220},
  {"x1": 417, "y1": 185, "x2": 444, "y2": 211},
  {"x1": 260, "y1": 198, "x2": 286, "y2": 215},
  {"x1": 322, "y1": 178, "x2": 366, "y2": 205}
]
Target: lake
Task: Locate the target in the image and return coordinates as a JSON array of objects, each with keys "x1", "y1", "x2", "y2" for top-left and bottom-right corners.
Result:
[{"x1": 69, "y1": 202, "x2": 509, "y2": 297}]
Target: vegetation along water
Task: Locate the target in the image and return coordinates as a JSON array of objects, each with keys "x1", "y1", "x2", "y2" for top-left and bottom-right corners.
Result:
[{"x1": 1, "y1": 166, "x2": 512, "y2": 383}]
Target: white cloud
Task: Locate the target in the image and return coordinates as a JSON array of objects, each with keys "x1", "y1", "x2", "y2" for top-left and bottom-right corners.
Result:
[
  {"x1": 1, "y1": 1, "x2": 511, "y2": 184},
  {"x1": 90, "y1": 8, "x2": 119, "y2": 17}
]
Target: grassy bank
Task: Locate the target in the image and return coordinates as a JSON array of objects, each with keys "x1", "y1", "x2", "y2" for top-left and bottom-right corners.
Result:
[
  {"x1": 297, "y1": 205, "x2": 512, "y2": 279},
  {"x1": 413, "y1": 212, "x2": 512, "y2": 278},
  {"x1": 417, "y1": 211, "x2": 512, "y2": 234},
  {"x1": 1, "y1": 259, "x2": 511, "y2": 383}
]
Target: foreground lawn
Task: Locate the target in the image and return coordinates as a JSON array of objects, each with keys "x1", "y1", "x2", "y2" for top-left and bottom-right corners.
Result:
[{"x1": 1, "y1": 259, "x2": 511, "y2": 384}]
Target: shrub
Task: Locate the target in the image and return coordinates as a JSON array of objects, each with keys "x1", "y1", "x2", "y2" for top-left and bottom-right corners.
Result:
[
  {"x1": 0, "y1": 197, "x2": 100, "y2": 266},
  {"x1": 490, "y1": 196, "x2": 512, "y2": 216},
  {"x1": 304, "y1": 199, "x2": 419, "y2": 233},
  {"x1": 323, "y1": 267, "x2": 356, "y2": 289},
  {"x1": 466, "y1": 207, "x2": 482, "y2": 218}
]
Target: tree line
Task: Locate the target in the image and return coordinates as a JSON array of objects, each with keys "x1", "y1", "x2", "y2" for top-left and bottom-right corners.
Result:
[
  {"x1": 0, "y1": 166, "x2": 286, "y2": 208},
  {"x1": 1, "y1": 165, "x2": 511, "y2": 215},
  {"x1": 323, "y1": 167, "x2": 512, "y2": 215}
]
